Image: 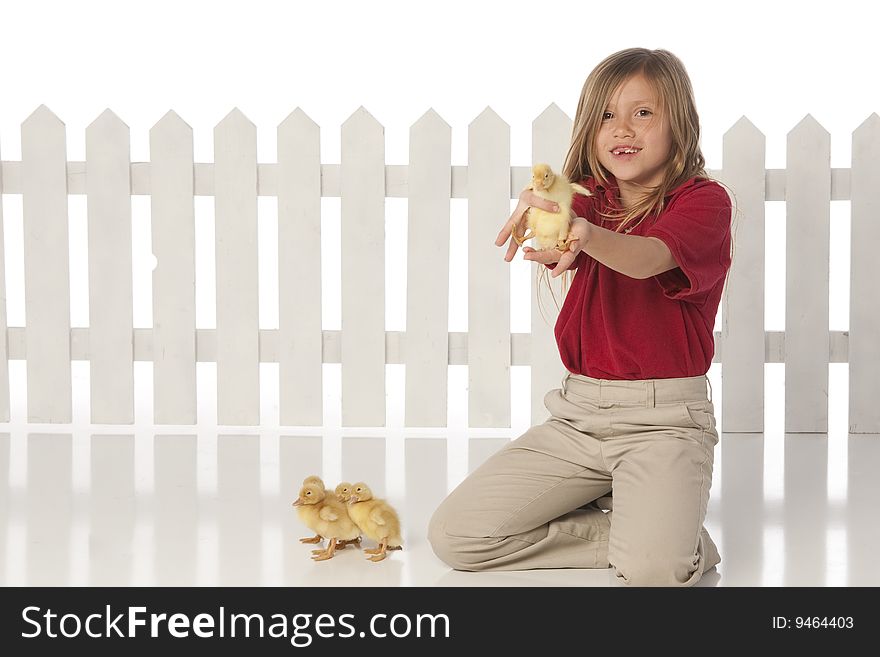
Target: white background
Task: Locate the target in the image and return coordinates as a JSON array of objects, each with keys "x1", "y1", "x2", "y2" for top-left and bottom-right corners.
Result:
[
  {"x1": 0, "y1": 2, "x2": 870, "y2": 588},
  {"x1": 1, "y1": 0, "x2": 875, "y2": 167},
  {"x1": 0, "y1": 0, "x2": 873, "y2": 425}
]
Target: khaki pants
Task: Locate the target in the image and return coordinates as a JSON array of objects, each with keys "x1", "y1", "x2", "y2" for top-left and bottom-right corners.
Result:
[{"x1": 428, "y1": 372, "x2": 721, "y2": 586}]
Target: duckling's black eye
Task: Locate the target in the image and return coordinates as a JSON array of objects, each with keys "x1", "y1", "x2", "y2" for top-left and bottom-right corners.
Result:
[{"x1": 306, "y1": 491, "x2": 311, "y2": 495}]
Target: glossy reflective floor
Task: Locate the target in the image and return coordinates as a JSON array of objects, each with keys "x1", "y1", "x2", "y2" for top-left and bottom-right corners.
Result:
[{"x1": 1, "y1": 363, "x2": 877, "y2": 586}]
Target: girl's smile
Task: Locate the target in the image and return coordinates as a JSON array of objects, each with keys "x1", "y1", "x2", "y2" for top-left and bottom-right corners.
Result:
[{"x1": 597, "y1": 73, "x2": 672, "y2": 206}]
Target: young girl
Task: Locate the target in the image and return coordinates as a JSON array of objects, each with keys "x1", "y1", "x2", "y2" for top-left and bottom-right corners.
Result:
[{"x1": 427, "y1": 48, "x2": 735, "y2": 586}]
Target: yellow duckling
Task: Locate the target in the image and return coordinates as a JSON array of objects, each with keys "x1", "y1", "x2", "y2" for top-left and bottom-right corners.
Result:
[
  {"x1": 297, "y1": 475, "x2": 326, "y2": 544},
  {"x1": 514, "y1": 163, "x2": 592, "y2": 252},
  {"x1": 296, "y1": 476, "x2": 360, "y2": 549},
  {"x1": 292, "y1": 482, "x2": 360, "y2": 561},
  {"x1": 333, "y1": 482, "x2": 362, "y2": 548},
  {"x1": 335, "y1": 482, "x2": 354, "y2": 503},
  {"x1": 347, "y1": 482, "x2": 403, "y2": 563}
]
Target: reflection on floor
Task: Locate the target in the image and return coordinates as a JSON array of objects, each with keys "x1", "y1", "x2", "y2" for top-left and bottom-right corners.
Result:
[
  {"x1": 2, "y1": 361, "x2": 877, "y2": 586},
  {"x1": 1, "y1": 428, "x2": 878, "y2": 587}
]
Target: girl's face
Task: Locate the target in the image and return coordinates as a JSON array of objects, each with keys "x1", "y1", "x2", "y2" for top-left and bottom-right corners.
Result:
[{"x1": 595, "y1": 73, "x2": 672, "y2": 206}]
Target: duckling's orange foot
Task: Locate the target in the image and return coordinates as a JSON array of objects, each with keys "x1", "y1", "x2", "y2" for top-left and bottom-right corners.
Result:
[
  {"x1": 367, "y1": 552, "x2": 388, "y2": 562},
  {"x1": 363, "y1": 547, "x2": 382, "y2": 555},
  {"x1": 514, "y1": 229, "x2": 535, "y2": 246},
  {"x1": 311, "y1": 538, "x2": 339, "y2": 561},
  {"x1": 556, "y1": 237, "x2": 576, "y2": 252},
  {"x1": 310, "y1": 548, "x2": 326, "y2": 555},
  {"x1": 339, "y1": 538, "x2": 361, "y2": 548},
  {"x1": 299, "y1": 535, "x2": 322, "y2": 544}
]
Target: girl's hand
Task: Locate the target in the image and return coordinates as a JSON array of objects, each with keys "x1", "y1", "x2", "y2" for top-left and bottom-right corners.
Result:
[
  {"x1": 494, "y1": 188, "x2": 560, "y2": 262},
  {"x1": 523, "y1": 216, "x2": 591, "y2": 277}
]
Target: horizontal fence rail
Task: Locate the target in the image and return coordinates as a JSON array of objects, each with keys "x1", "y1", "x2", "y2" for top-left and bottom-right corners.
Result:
[{"x1": 0, "y1": 105, "x2": 878, "y2": 434}]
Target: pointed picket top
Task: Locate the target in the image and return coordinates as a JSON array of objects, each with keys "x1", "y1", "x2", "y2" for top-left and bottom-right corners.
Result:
[
  {"x1": 214, "y1": 107, "x2": 255, "y2": 133},
  {"x1": 853, "y1": 112, "x2": 880, "y2": 139},
  {"x1": 412, "y1": 108, "x2": 450, "y2": 133},
  {"x1": 341, "y1": 105, "x2": 383, "y2": 132},
  {"x1": 85, "y1": 110, "x2": 129, "y2": 154},
  {"x1": 152, "y1": 109, "x2": 192, "y2": 131},
  {"x1": 150, "y1": 110, "x2": 192, "y2": 141},
  {"x1": 534, "y1": 102, "x2": 570, "y2": 128},
  {"x1": 852, "y1": 112, "x2": 880, "y2": 165},
  {"x1": 86, "y1": 108, "x2": 129, "y2": 133},
  {"x1": 723, "y1": 115, "x2": 763, "y2": 142},
  {"x1": 787, "y1": 113, "x2": 828, "y2": 140},
  {"x1": 23, "y1": 104, "x2": 64, "y2": 129},
  {"x1": 21, "y1": 105, "x2": 66, "y2": 170},
  {"x1": 279, "y1": 107, "x2": 319, "y2": 133},
  {"x1": 787, "y1": 113, "x2": 829, "y2": 171},
  {"x1": 469, "y1": 106, "x2": 507, "y2": 130}
]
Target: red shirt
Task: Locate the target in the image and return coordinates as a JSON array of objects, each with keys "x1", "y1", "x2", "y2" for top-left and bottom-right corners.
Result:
[{"x1": 550, "y1": 173, "x2": 732, "y2": 379}]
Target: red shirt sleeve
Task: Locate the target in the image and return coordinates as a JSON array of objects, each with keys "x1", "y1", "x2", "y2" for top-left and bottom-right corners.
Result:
[{"x1": 643, "y1": 182, "x2": 731, "y2": 305}]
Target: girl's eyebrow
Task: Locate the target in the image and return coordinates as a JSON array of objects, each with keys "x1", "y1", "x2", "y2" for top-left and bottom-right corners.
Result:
[{"x1": 605, "y1": 99, "x2": 655, "y2": 108}]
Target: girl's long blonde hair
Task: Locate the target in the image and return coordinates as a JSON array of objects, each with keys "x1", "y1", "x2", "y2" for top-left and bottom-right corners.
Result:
[{"x1": 535, "y1": 47, "x2": 739, "y2": 326}]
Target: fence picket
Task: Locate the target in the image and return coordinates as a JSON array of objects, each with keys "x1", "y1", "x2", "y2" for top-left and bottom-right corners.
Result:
[
  {"x1": 86, "y1": 110, "x2": 134, "y2": 424},
  {"x1": 214, "y1": 109, "x2": 260, "y2": 425},
  {"x1": 341, "y1": 107, "x2": 385, "y2": 426},
  {"x1": 719, "y1": 116, "x2": 766, "y2": 432},
  {"x1": 278, "y1": 109, "x2": 323, "y2": 426},
  {"x1": 405, "y1": 109, "x2": 451, "y2": 427},
  {"x1": 785, "y1": 115, "x2": 831, "y2": 433},
  {"x1": 530, "y1": 103, "x2": 574, "y2": 424},
  {"x1": 150, "y1": 111, "x2": 197, "y2": 425},
  {"x1": 849, "y1": 113, "x2": 880, "y2": 434},
  {"x1": 468, "y1": 108, "x2": 510, "y2": 428},
  {"x1": 22, "y1": 106, "x2": 72, "y2": 423},
  {"x1": 0, "y1": 137, "x2": 8, "y2": 422}
]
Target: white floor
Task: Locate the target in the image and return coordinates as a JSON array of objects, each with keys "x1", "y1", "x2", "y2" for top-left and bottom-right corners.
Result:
[{"x1": 1, "y1": 362, "x2": 877, "y2": 586}]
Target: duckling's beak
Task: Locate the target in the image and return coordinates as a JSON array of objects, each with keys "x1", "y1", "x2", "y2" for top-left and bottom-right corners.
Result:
[
  {"x1": 292, "y1": 499, "x2": 303, "y2": 507},
  {"x1": 348, "y1": 496, "x2": 359, "y2": 504}
]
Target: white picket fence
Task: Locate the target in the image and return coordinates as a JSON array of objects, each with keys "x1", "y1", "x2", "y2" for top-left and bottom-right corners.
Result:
[{"x1": 0, "y1": 105, "x2": 878, "y2": 434}]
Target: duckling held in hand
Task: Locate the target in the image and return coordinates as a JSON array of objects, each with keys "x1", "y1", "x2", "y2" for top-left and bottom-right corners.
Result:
[
  {"x1": 514, "y1": 163, "x2": 592, "y2": 252},
  {"x1": 347, "y1": 482, "x2": 403, "y2": 562},
  {"x1": 292, "y1": 482, "x2": 360, "y2": 561}
]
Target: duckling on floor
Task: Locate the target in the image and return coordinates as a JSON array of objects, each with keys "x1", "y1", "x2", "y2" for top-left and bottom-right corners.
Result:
[
  {"x1": 292, "y1": 482, "x2": 360, "y2": 561},
  {"x1": 347, "y1": 482, "x2": 403, "y2": 562},
  {"x1": 297, "y1": 475, "x2": 326, "y2": 544},
  {"x1": 333, "y1": 482, "x2": 362, "y2": 549}
]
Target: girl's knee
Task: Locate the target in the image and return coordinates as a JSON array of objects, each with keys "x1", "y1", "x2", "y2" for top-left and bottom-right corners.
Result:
[{"x1": 427, "y1": 508, "x2": 495, "y2": 571}]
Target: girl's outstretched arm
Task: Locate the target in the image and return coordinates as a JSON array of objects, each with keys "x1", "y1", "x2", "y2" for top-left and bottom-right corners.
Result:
[{"x1": 579, "y1": 223, "x2": 669, "y2": 280}]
